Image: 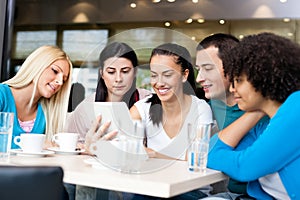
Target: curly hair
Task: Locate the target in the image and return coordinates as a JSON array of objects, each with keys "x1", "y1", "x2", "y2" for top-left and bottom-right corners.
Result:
[{"x1": 223, "y1": 32, "x2": 300, "y2": 103}]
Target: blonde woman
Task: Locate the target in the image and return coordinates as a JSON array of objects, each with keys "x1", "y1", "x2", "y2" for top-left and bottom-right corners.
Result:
[{"x1": 0, "y1": 45, "x2": 73, "y2": 149}]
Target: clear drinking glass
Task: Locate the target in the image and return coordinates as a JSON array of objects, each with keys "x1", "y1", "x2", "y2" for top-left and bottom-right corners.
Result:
[
  {"x1": 187, "y1": 123, "x2": 211, "y2": 173},
  {"x1": 121, "y1": 120, "x2": 147, "y2": 173},
  {"x1": 0, "y1": 112, "x2": 14, "y2": 162}
]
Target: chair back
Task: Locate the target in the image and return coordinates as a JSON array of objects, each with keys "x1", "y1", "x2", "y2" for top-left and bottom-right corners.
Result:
[{"x1": 0, "y1": 166, "x2": 69, "y2": 200}]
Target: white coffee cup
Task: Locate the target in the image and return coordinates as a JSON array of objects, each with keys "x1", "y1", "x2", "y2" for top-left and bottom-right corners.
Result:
[
  {"x1": 14, "y1": 133, "x2": 45, "y2": 153},
  {"x1": 52, "y1": 133, "x2": 79, "y2": 151}
]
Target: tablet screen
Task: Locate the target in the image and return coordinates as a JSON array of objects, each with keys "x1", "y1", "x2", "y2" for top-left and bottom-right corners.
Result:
[{"x1": 84, "y1": 102, "x2": 135, "y2": 136}]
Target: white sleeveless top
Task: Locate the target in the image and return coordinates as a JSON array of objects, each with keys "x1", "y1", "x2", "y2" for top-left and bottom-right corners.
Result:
[{"x1": 134, "y1": 95, "x2": 213, "y2": 160}]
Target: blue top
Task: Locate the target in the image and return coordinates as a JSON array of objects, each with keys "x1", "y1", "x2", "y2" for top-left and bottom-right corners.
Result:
[
  {"x1": 0, "y1": 84, "x2": 46, "y2": 149},
  {"x1": 209, "y1": 100, "x2": 269, "y2": 194},
  {"x1": 208, "y1": 91, "x2": 300, "y2": 199}
]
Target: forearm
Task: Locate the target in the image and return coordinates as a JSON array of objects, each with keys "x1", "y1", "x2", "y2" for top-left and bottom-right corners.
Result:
[
  {"x1": 219, "y1": 111, "x2": 265, "y2": 147},
  {"x1": 145, "y1": 147, "x2": 182, "y2": 160}
]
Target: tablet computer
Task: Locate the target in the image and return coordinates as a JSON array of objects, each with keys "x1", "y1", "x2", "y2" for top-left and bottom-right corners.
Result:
[{"x1": 83, "y1": 102, "x2": 135, "y2": 135}]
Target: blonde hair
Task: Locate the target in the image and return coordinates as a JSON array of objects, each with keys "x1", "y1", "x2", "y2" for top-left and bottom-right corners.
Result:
[{"x1": 4, "y1": 45, "x2": 73, "y2": 140}]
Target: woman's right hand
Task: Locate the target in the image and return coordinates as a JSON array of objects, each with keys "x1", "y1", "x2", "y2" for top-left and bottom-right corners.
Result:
[{"x1": 84, "y1": 115, "x2": 118, "y2": 153}]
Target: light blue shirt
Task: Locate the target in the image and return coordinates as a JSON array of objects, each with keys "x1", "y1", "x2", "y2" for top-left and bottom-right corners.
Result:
[{"x1": 0, "y1": 84, "x2": 45, "y2": 149}]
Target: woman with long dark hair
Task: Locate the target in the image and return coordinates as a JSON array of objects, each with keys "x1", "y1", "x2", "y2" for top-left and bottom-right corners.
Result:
[
  {"x1": 66, "y1": 42, "x2": 150, "y2": 139},
  {"x1": 130, "y1": 43, "x2": 213, "y2": 160},
  {"x1": 65, "y1": 42, "x2": 151, "y2": 200}
]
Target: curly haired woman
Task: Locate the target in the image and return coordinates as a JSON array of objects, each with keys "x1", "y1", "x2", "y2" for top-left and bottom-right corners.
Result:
[{"x1": 206, "y1": 32, "x2": 300, "y2": 199}]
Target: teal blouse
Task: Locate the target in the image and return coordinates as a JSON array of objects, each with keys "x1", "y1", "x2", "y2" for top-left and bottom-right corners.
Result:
[{"x1": 0, "y1": 84, "x2": 45, "y2": 149}]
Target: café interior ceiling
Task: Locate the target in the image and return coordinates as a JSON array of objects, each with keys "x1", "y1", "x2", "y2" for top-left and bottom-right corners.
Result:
[{"x1": 15, "y1": 0, "x2": 300, "y2": 25}]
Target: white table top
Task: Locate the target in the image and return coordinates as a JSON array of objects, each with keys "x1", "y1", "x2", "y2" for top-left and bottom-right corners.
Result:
[{"x1": 5, "y1": 154, "x2": 227, "y2": 198}]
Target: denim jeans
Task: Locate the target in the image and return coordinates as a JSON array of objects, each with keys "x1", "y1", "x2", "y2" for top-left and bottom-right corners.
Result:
[
  {"x1": 201, "y1": 192, "x2": 255, "y2": 200},
  {"x1": 76, "y1": 186, "x2": 120, "y2": 200},
  {"x1": 121, "y1": 189, "x2": 207, "y2": 200}
]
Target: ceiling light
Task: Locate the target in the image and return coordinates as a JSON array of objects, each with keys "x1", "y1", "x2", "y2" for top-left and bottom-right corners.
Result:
[
  {"x1": 280, "y1": 0, "x2": 287, "y2": 3},
  {"x1": 185, "y1": 18, "x2": 193, "y2": 23},
  {"x1": 167, "y1": 0, "x2": 176, "y2": 2},
  {"x1": 239, "y1": 35, "x2": 244, "y2": 39},
  {"x1": 164, "y1": 22, "x2": 171, "y2": 27},
  {"x1": 130, "y1": 3, "x2": 137, "y2": 8},
  {"x1": 152, "y1": 0, "x2": 161, "y2": 3},
  {"x1": 287, "y1": 32, "x2": 293, "y2": 37},
  {"x1": 219, "y1": 19, "x2": 225, "y2": 25},
  {"x1": 197, "y1": 18, "x2": 205, "y2": 23},
  {"x1": 283, "y1": 18, "x2": 291, "y2": 22},
  {"x1": 191, "y1": 36, "x2": 196, "y2": 40},
  {"x1": 192, "y1": 0, "x2": 198, "y2": 3}
]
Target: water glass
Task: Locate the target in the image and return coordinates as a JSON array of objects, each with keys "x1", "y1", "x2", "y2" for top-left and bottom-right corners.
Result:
[
  {"x1": 120, "y1": 120, "x2": 148, "y2": 173},
  {"x1": 0, "y1": 112, "x2": 14, "y2": 162},
  {"x1": 90, "y1": 120, "x2": 148, "y2": 173},
  {"x1": 187, "y1": 123, "x2": 211, "y2": 173}
]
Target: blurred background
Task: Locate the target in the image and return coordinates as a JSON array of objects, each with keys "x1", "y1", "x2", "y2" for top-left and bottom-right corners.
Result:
[{"x1": 1, "y1": 0, "x2": 300, "y2": 97}]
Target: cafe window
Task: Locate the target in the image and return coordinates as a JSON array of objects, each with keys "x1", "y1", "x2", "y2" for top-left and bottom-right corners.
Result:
[
  {"x1": 112, "y1": 27, "x2": 198, "y2": 90},
  {"x1": 62, "y1": 30, "x2": 108, "y2": 62},
  {"x1": 13, "y1": 30, "x2": 57, "y2": 59}
]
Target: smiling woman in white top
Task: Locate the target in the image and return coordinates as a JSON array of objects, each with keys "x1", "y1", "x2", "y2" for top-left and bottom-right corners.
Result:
[{"x1": 130, "y1": 43, "x2": 213, "y2": 160}]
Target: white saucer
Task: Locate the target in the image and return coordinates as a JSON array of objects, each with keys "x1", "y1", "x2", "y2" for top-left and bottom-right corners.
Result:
[
  {"x1": 10, "y1": 149, "x2": 55, "y2": 157},
  {"x1": 83, "y1": 158, "x2": 108, "y2": 170},
  {"x1": 47, "y1": 147, "x2": 85, "y2": 155}
]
